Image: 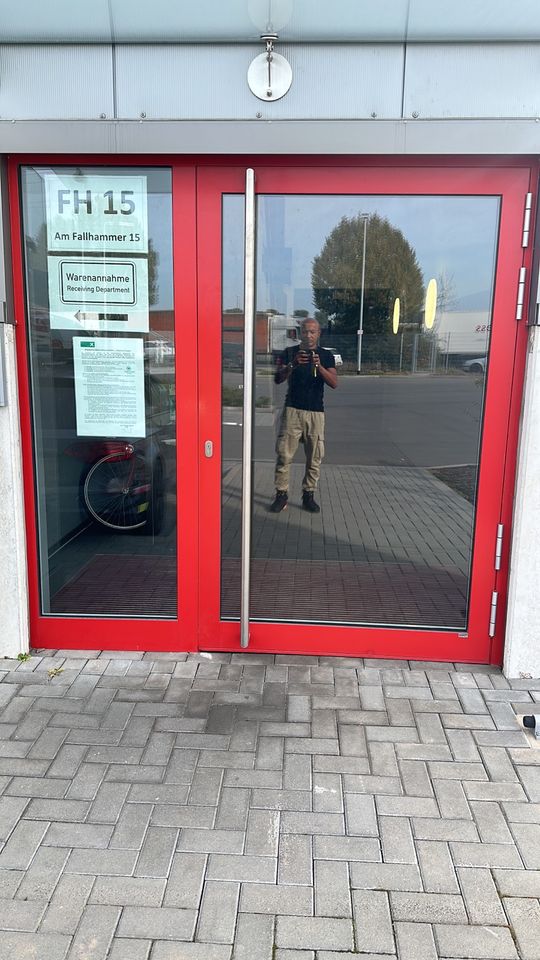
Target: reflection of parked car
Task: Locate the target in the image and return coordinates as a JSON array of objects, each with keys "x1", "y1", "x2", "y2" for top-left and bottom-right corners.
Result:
[
  {"x1": 326, "y1": 347, "x2": 343, "y2": 366},
  {"x1": 463, "y1": 357, "x2": 486, "y2": 374}
]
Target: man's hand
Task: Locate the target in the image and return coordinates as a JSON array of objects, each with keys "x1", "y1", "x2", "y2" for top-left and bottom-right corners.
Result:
[{"x1": 296, "y1": 350, "x2": 311, "y2": 365}]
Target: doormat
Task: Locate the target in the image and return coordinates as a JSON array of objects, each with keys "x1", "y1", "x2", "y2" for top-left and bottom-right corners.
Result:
[
  {"x1": 51, "y1": 554, "x2": 177, "y2": 617},
  {"x1": 221, "y1": 558, "x2": 468, "y2": 628}
]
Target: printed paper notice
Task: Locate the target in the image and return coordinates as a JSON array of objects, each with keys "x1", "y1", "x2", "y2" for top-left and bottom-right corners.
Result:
[{"x1": 73, "y1": 337, "x2": 145, "y2": 438}]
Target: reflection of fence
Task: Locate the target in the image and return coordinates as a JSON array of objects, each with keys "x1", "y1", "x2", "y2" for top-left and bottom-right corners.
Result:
[{"x1": 320, "y1": 331, "x2": 484, "y2": 374}]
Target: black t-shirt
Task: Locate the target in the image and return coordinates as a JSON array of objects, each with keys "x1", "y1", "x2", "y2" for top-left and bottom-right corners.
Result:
[{"x1": 277, "y1": 345, "x2": 336, "y2": 412}]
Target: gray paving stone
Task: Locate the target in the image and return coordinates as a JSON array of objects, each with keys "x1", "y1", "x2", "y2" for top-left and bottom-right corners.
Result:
[
  {"x1": 314, "y1": 859, "x2": 351, "y2": 917},
  {"x1": 15, "y1": 846, "x2": 67, "y2": 901},
  {"x1": 25, "y1": 798, "x2": 91, "y2": 822},
  {"x1": 376, "y1": 795, "x2": 439, "y2": 818},
  {"x1": 434, "y1": 923, "x2": 518, "y2": 959},
  {"x1": 152, "y1": 944, "x2": 231, "y2": 960},
  {"x1": 275, "y1": 916, "x2": 354, "y2": 952},
  {"x1": 440, "y1": 730, "x2": 481, "y2": 763},
  {"x1": 41, "y1": 874, "x2": 95, "y2": 934},
  {"x1": 395, "y1": 922, "x2": 438, "y2": 960},
  {"x1": 163, "y1": 852, "x2": 206, "y2": 909},
  {"x1": 416, "y1": 840, "x2": 459, "y2": 893},
  {"x1": 197, "y1": 880, "x2": 239, "y2": 943},
  {"x1": 457, "y1": 867, "x2": 506, "y2": 925},
  {"x1": 118, "y1": 905, "x2": 197, "y2": 940},
  {"x1": 88, "y1": 782, "x2": 131, "y2": 823},
  {"x1": 177, "y1": 828, "x2": 244, "y2": 854},
  {"x1": 274, "y1": 952, "x2": 314, "y2": 960},
  {"x1": 380, "y1": 816, "x2": 417, "y2": 864},
  {"x1": 502, "y1": 898, "x2": 540, "y2": 960},
  {"x1": 206, "y1": 853, "x2": 276, "y2": 883},
  {"x1": 233, "y1": 913, "x2": 274, "y2": 960},
  {"x1": 313, "y1": 754, "x2": 370, "y2": 775},
  {"x1": 432, "y1": 779, "x2": 472, "y2": 819},
  {"x1": 281, "y1": 812, "x2": 344, "y2": 835},
  {"x1": 68, "y1": 904, "x2": 121, "y2": 959},
  {"x1": 65, "y1": 848, "x2": 138, "y2": 876},
  {"x1": 240, "y1": 882, "x2": 313, "y2": 915},
  {"x1": 344, "y1": 793, "x2": 378, "y2": 836},
  {"x1": 105, "y1": 938, "x2": 152, "y2": 960},
  {"x1": 509, "y1": 821, "x2": 540, "y2": 868},
  {"x1": 43, "y1": 821, "x2": 113, "y2": 848},
  {"x1": 251, "y1": 788, "x2": 311, "y2": 812},
  {"x1": 245, "y1": 809, "x2": 280, "y2": 857},
  {"x1": 0, "y1": 796, "x2": 29, "y2": 840},
  {"x1": 90, "y1": 876, "x2": 166, "y2": 906},
  {"x1": 0, "y1": 931, "x2": 71, "y2": 960},
  {"x1": 151, "y1": 804, "x2": 215, "y2": 829},
  {"x1": 492, "y1": 868, "x2": 540, "y2": 896},
  {"x1": 349, "y1": 861, "x2": 421, "y2": 891},
  {"x1": 449, "y1": 841, "x2": 523, "y2": 868},
  {"x1": 110, "y1": 802, "x2": 152, "y2": 849},
  {"x1": 0, "y1": 898, "x2": 47, "y2": 931},
  {"x1": 278, "y1": 834, "x2": 313, "y2": 885},
  {"x1": 0, "y1": 820, "x2": 49, "y2": 869},
  {"x1": 464, "y1": 781, "x2": 527, "y2": 802},
  {"x1": 314, "y1": 835, "x2": 380, "y2": 862},
  {"x1": 389, "y1": 891, "x2": 467, "y2": 923},
  {"x1": 470, "y1": 801, "x2": 514, "y2": 843},
  {"x1": 352, "y1": 890, "x2": 395, "y2": 954}
]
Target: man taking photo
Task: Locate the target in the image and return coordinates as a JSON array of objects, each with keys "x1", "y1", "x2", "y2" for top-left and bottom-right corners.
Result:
[{"x1": 270, "y1": 318, "x2": 337, "y2": 514}]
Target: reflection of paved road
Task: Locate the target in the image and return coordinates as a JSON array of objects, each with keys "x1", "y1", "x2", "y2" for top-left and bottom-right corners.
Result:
[{"x1": 224, "y1": 374, "x2": 485, "y2": 467}]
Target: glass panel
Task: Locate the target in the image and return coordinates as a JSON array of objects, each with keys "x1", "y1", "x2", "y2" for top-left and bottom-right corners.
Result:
[
  {"x1": 21, "y1": 166, "x2": 176, "y2": 618},
  {"x1": 222, "y1": 193, "x2": 500, "y2": 629}
]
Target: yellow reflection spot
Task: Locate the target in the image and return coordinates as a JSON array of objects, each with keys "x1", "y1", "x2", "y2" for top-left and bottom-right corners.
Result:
[
  {"x1": 424, "y1": 278, "x2": 437, "y2": 329},
  {"x1": 392, "y1": 298, "x2": 400, "y2": 334}
]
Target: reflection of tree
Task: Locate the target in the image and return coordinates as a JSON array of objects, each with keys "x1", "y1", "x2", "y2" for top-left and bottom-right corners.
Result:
[{"x1": 311, "y1": 214, "x2": 424, "y2": 335}]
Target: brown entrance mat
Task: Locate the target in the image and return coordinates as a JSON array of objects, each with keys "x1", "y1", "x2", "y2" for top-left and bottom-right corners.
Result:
[
  {"x1": 221, "y1": 557, "x2": 468, "y2": 628},
  {"x1": 51, "y1": 554, "x2": 177, "y2": 617}
]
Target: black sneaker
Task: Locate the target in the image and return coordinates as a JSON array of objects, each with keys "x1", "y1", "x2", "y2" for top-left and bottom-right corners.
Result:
[
  {"x1": 270, "y1": 491, "x2": 288, "y2": 513},
  {"x1": 302, "y1": 491, "x2": 320, "y2": 513}
]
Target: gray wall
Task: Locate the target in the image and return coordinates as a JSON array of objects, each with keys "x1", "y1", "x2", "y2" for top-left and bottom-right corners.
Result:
[{"x1": 1, "y1": 42, "x2": 540, "y2": 154}]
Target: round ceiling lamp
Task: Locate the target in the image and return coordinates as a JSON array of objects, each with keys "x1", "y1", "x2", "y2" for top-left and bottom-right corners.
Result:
[{"x1": 247, "y1": 34, "x2": 293, "y2": 102}]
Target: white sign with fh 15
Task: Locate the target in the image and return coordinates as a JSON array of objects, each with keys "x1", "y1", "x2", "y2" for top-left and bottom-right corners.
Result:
[{"x1": 44, "y1": 174, "x2": 148, "y2": 254}]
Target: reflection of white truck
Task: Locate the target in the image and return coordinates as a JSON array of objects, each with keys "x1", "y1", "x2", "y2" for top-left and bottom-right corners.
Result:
[
  {"x1": 434, "y1": 310, "x2": 491, "y2": 356},
  {"x1": 263, "y1": 314, "x2": 301, "y2": 357}
]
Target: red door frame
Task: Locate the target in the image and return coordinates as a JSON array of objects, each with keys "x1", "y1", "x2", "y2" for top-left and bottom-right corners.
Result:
[
  {"x1": 197, "y1": 161, "x2": 533, "y2": 664},
  {"x1": 8, "y1": 158, "x2": 199, "y2": 652},
  {"x1": 7, "y1": 155, "x2": 534, "y2": 661}
]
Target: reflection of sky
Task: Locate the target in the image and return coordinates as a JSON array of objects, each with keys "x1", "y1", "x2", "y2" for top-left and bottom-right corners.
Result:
[{"x1": 223, "y1": 195, "x2": 500, "y2": 315}]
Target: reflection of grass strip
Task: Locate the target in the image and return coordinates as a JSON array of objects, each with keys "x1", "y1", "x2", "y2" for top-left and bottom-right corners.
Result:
[
  {"x1": 222, "y1": 386, "x2": 270, "y2": 408},
  {"x1": 429, "y1": 465, "x2": 477, "y2": 505}
]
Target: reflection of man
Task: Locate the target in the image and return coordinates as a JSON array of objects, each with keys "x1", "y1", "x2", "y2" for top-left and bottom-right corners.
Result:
[{"x1": 270, "y1": 319, "x2": 337, "y2": 514}]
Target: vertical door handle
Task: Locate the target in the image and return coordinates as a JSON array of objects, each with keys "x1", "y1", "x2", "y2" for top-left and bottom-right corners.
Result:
[
  {"x1": 240, "y1": 168, "x2": 256, "y2": 649},
  {"x1": 204, "y1": 440, "x2": 213, "y2": 458}
]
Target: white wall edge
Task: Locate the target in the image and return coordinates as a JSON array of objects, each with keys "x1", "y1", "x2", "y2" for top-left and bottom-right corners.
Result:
[
  {"x1": 504, "y1": 327, "x2": 540, "y2": 679},
  {"x1": 0, "y1": 323, "x2": 30, "y2": 658}
]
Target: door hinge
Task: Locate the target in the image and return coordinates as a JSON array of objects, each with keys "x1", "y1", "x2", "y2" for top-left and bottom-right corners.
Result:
[
  {"x1": 489, "y1": 591, "x2": 498, "y2": 638},
  {"x1": 494, "y1": 523, "x2": 504, "y2": 571},
  {"x1": 522, "y1": 192, "x2": 533, "y2": 247},
  {"x1": 516, "y1": 266, "x2": 527, "y2": 319}
]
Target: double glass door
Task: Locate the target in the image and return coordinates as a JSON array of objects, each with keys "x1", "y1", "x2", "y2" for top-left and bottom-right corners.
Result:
[{"x1": 15, "y1": 161, "x2": 528, "y2": 661}]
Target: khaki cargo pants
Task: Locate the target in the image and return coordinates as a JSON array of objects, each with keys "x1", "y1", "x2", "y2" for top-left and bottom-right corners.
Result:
[{"x1": 274, "y1": 406, "x2": 325, "y2": 493}]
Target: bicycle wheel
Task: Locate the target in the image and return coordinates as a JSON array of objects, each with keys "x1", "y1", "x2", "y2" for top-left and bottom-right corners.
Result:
[{"x1": 83, "y1": 452, "x2": 151, "y2": 531}]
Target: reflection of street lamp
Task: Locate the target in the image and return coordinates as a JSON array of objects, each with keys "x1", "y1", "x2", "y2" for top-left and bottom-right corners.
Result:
[{"x1": 357, "y1": 213, "x2": 369, "y2": 374}]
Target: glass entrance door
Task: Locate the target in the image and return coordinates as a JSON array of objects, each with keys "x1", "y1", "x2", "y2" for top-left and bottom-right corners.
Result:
[{"x1": 198, "y1": 164, "x2": 529, "y2": 662}]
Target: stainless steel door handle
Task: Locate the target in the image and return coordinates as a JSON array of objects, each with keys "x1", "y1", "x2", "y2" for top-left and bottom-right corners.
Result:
[{"x1": 204, "y1": 440, "x2": 213, "y2": 458}]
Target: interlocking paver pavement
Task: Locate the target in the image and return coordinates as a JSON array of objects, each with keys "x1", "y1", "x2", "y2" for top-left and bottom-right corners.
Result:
[{"x1": 1, "y1": 651, "x2": 540, "y2": 958}]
